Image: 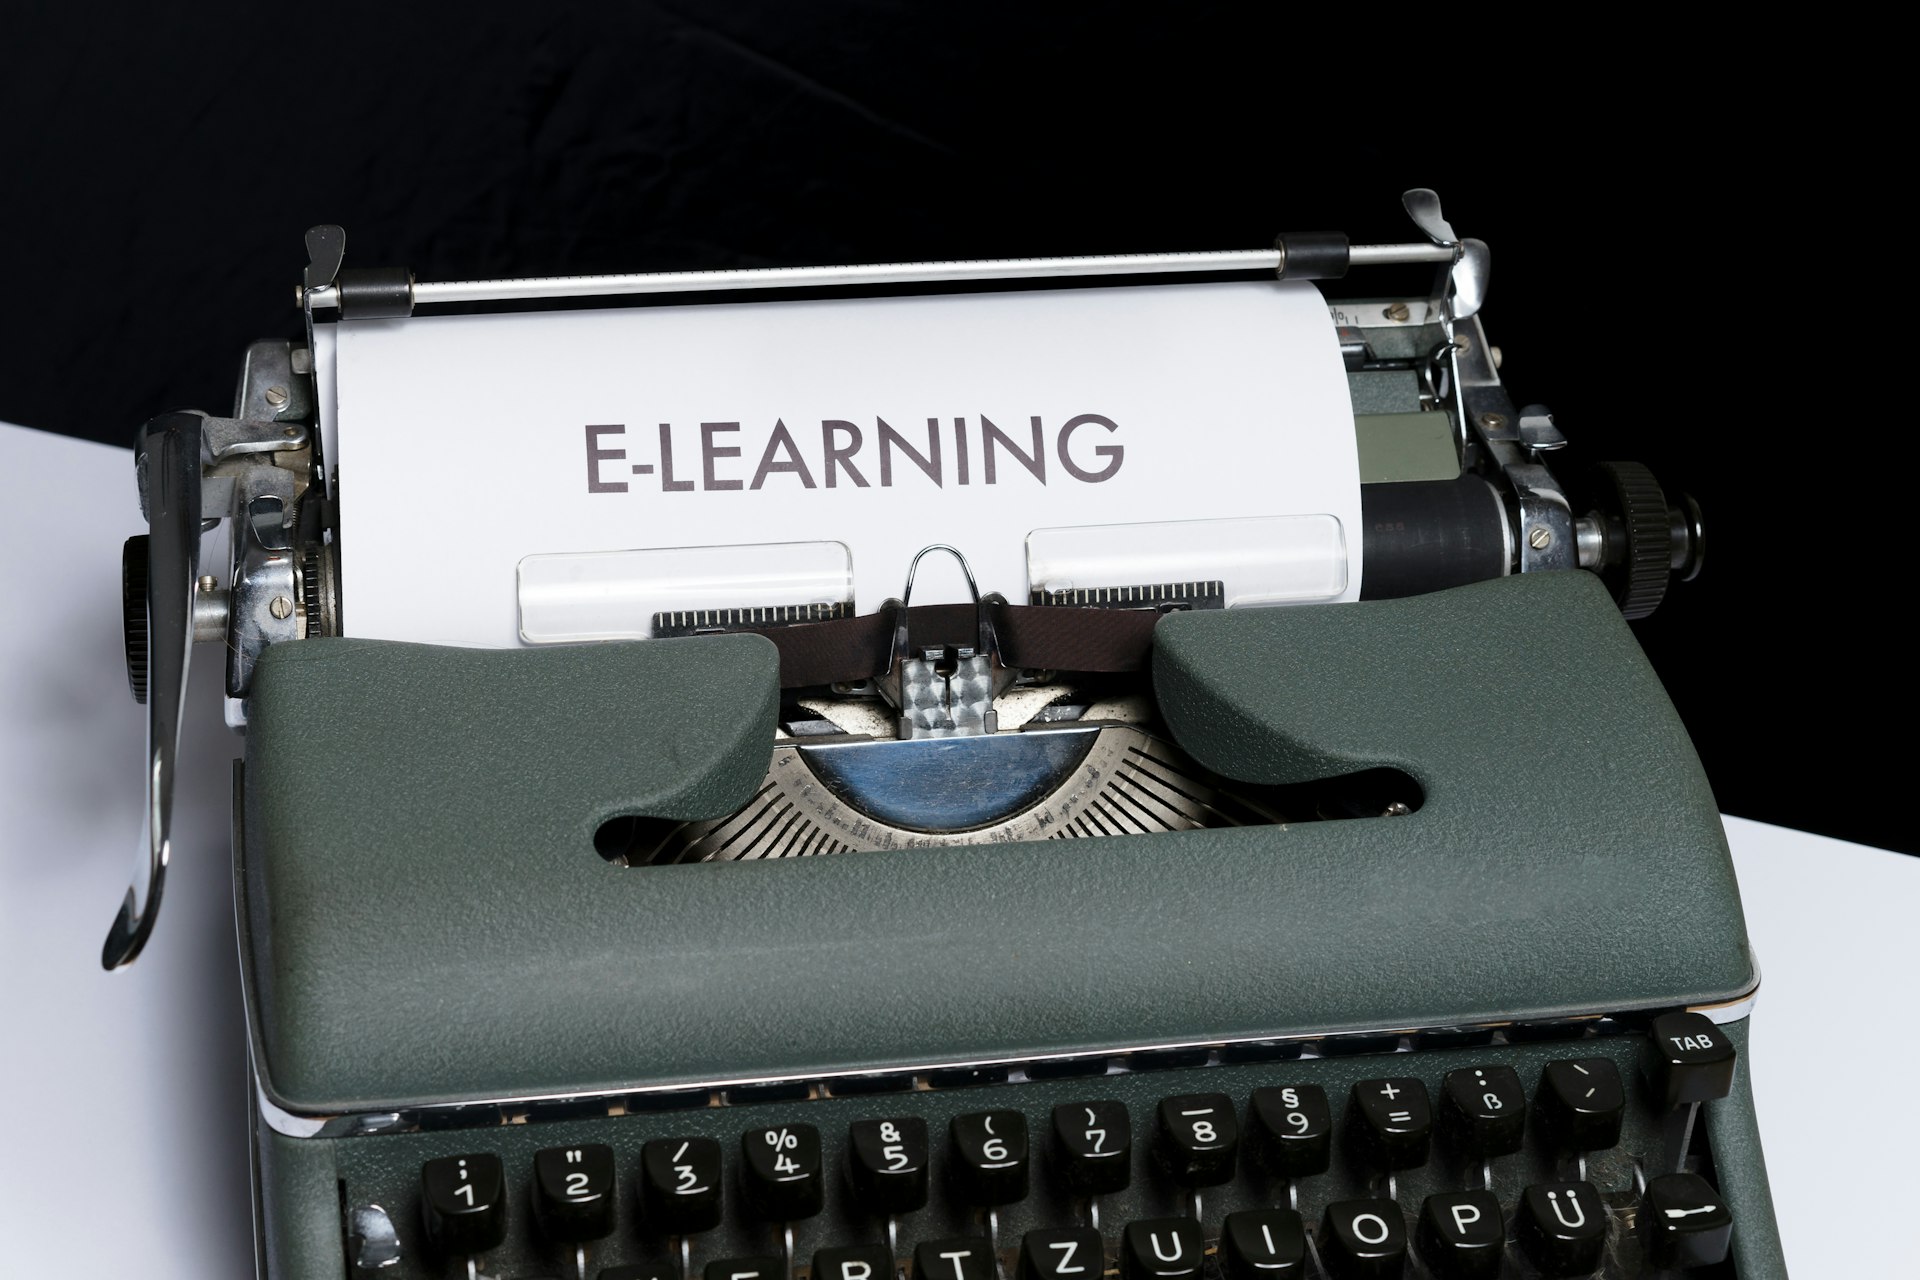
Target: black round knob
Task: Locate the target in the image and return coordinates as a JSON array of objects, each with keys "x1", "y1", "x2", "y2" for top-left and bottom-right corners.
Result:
[
  {"x1": 1595, "y1": 461, "x2": 1673, "y2": 620},
  {"x1": 121, "y1": 535, "x2": 149, "y2": 704}
]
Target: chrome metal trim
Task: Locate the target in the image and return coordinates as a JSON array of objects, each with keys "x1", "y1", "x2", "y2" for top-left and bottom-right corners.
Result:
[
  {"x1": 252, "y1": 982, "x2": 1760, "y2": 1139},
  {"x1": 308, "y1": 243, "x2": 1455, "y2": 313}
]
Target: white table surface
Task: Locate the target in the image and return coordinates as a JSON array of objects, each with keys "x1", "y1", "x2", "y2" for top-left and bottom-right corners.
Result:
[{"x1": 2, "y1": 421, "x2": 1913, "y2": 1276}]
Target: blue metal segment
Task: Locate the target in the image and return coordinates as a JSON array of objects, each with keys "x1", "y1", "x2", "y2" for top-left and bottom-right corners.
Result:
[{"x1": 797, "y1": 728, "x2": 1099, "y2": 833}]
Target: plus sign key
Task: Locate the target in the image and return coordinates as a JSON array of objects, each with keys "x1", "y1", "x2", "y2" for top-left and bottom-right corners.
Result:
[{"x1": 1347, "y1": 1078, "x2": 1431, "y2": 1172}]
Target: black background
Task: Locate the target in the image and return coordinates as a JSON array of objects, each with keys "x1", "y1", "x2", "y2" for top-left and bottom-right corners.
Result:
[{"x1": 2, "y1": 6, "x2": 1905, "y2": 853}]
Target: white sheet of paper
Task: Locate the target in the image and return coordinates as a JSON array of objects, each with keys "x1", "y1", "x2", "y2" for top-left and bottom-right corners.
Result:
[{"x1": 323, "y1": 281, "x2": 1360, "y2": 647}]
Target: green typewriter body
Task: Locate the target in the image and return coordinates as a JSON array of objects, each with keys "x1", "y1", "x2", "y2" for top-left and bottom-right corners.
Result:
[{"x1": 112, "y1": 195, "x2": 1781, "y2": 1277}]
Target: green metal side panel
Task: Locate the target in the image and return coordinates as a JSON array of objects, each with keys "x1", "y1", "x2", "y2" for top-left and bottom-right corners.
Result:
[
  {"x1": 258, "y1": 1119, "x2": 345, "y2": 1280},
  {"x1": 1354, "y1": 411, "x2": 1459, "y2": 484},
  {"x1": 242, "y1": 574, "x2": 1754, "y2": 1119},
  {"x1": 1706, "y1": 1019, "x2": 1787, "y2": 1278}
]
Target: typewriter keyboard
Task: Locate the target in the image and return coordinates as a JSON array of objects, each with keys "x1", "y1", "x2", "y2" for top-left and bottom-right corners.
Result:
[{"x1": 325, "y1": 1014, "x2": 1745, "y2": 1279}]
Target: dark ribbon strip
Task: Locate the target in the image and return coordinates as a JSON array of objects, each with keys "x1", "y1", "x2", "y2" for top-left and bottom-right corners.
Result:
[{"x1": 762, "y1": 601, "x2": 1162, "y2": 688}]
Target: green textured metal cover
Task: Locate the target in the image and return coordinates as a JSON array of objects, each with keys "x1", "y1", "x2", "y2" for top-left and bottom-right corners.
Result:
[
  {"x1": 241, "y1": 573, "x2": 1755, "y2": 1118},
  {"x1": 1354, "y1": 411, "x2": 1460, "y2": 483}
]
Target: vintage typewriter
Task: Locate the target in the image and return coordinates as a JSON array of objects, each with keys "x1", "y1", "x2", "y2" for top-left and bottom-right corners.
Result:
[{"x1": 110, "y1": 192, "x2": 1783, "y2": 1278}]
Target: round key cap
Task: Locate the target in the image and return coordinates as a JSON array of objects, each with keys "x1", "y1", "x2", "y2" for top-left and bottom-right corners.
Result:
[
  {"x1": 1220, "y1": 1208, "x2": 1306, "y2": 1279},
  {"x1": 741, "y1": 1123, "x2": 824, "y2": 1221},
  {"x1": 1440, "y1": 1065, "x2": 1526, "y2": 1160},
  {"x1": 1317, "y1": 1199, "x2": 1407, "y2": 1280},
  {"x1": 1122, "y1": 1217, "x2": 1205, "y2": 1280},
  {"x1": 1248, "y1": 1085, "x2": 1331, "y2": 1179},
  {"x1": 1517, "y1": 1182, "x2": 1606, "y2": 1277},
  {"x1": 950, "y1": 1110, "x2": 1029, "y2": 1206},
  {"x1": 640, "y1": 1136, "x2": 724, "y2": 1234},
  {"x1": 1347, "y1": 1078, "x2": 1431, "y2": 1172},
  {"x1": 531, "y1": 1142, "x2": 616, "y2": 1243},
  {"x1": 1537, "y1": 1058, "x2": 1624, "y2": 1153},
  {"x1": 816, "y1": 1244, "x2": 897, "y2": 1280},
  {"x1": 1019, "y1": 1227, "x2": 1105, "y2": 1280},
  {"x1": 849, "y1": 1116, "x2": 930, "y2": 1214},
  {"x1": 420, "y1": 1152, "x2": 507, "y2": 1258},
  {"x1": 1644, "y1": 1011, "x2": 1737, "y2": 1108},
  {"x1": 1641, "y1": 1172, "x2": 1732, "y2": 1268},
  {"x1": 1051, "y1": 1100, "x2": 1132, "y2": 1197},
  {"x1": 915, "y1": 1237, "x2": 996, "y2": 1280},
  {"x1": 1155, "y1": 1093, "x2": 1238, "y2": 1187},
  {"x1": 1416, "y1": 1190, "x2": 1504, "y2": 1280}
]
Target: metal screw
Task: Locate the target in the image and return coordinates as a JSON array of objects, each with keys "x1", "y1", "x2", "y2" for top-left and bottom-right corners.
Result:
[
  {"x1": 1490, "y1": 344, "x2": 1503, "y2": 369},
  {"x1": 1382, "y1": 801, "x2": 1413, "y2": 817},
  {"x1": 1383, "y1": 302, "x2": 1411, "y2": 322},
  {"x1": 283, "y1": 425, "x2": 299, "y2": 438},
  {"x1": 269, "y1": 596, "x2": 294, "y2": 620},
  {"x1": 1476, "y1": 412, "x2": 1507, "y2": 432},
  {"x1": 198, "y1": 575, "x2": 217, "y2": 594},
  {"x1": 1528, "y1": 526, "x2": 1553, "y2": 551},
  {"x1": 264, "y1": 386, "x2": 289, "y2": 408}
]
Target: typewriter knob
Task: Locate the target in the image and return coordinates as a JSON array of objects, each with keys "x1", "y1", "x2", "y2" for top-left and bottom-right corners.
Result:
[
  {"x1": 1592, "y1": 461, "x2": 1676, "y2": 620},
  {"x1": 121, "y1": 535, "x2": 148, "y2": 703}
]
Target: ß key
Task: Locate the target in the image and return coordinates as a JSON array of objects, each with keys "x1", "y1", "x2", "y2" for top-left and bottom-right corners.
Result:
[
  {"x1": 1538, "y1": 1058, "x2": 1625, "y2": 1152},
  {"x1": 1644, "y1": 1011, "x2": 1738, "y2": 1108},
  {"x1": 420, "y1": 1152, "x2": 507, "y2": 1258},
  {"x1": 1248, "y1": 1084, "x2": 1331, "y2": 1179},
  {"x1": 950, "y1": 1110, "x2": 1030, "y2": 1206},
  {"x1": 532, "y1": 1142, "x2": 616, "y2": 1244},
  {"x1": 1155, "y1": 1093, "x2": 1238, "y2": 1186},
  {"x1": 741, "y1": 1123, "x2": 825, "y2": 1221},
  {"x1": 849, "y1": 1116, "x2": 931, "y2": 1214},
  {"x1": 1641, "y1": 1172, "x2": 1733, "y2": 1267},
  {"x1": 640, "y1": 1136, "x2": 724, "y2": 1234},
  {"x1": 1347, "y1": 1077, "x2": 1432, "y2": 1172},
  {"x1": 1051, "y1": 1100, "x2": 1133, "y2": 1197},
  {"x1": 1440, "y1": 1065, "x2": 1526, "y2": 1161}
]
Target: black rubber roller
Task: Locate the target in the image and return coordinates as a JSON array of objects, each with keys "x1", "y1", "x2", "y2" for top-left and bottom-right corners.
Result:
[
  {"x1": 1596, "y1": 461, "x2": 1673, "y2": 620},
  {"x1": 121, "y1": 534, "x2": 149, "y2": 704}
]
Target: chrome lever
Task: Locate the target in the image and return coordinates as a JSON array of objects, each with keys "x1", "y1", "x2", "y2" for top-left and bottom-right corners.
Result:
[{"x1": 103, "y1": 411, "x2": 202, "y2": 970}]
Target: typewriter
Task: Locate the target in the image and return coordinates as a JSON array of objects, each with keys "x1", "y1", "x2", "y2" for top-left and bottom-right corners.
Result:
[{"x1": 110, "y1": 192, "x2": 1783, "y2": 1279}]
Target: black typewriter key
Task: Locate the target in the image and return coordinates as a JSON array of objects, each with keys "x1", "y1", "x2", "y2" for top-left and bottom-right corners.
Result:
[
  {"x1": 815, "y1": 1244, "x2": 898, "y2": 1280},
  {"x1": 1440, "y1": 1065, "x2": 1526, "y2": 1160},
  {"x1": 1415, "y1": 1191, "x2": 1504, "y2": 1280},
  {"x1": 1051, "y1": 1100, "x2": 1133, "y2": 1196},
  {"x1": 602, "y1": 1266, "x2": 678, "y2": 1280},
  {"x1": 1122, "y1": 1217, "x2": 1205, "y2": 1280},
  {"x1": 1249, "y1": 1084, "x2": 1332, "y2": 1178},
  {"x1": 421, "y1": 1152, "x2": 508, "y2": 1257},
  {"x1": 1641, "y1": 1172, "x2": 1733, "y2": 1267},
  {"x1": 848, "y1": 1116, "x2": 931, "y2": 1214},
  {"x1": 1516, "y1": 1181, "x2": 1606, "y2": 1276},
  {"x1": 1347, "y1": 1077, "x2": 1432, "y2": 1172},
  {"x1": 1538, "y1": 1058, "x2": 1625, "y2": 1152},
  {"x1": 1154, "y1": 1092, "x2": 1238, "y2": 1186},
  {"x1": 1317, "y1": 1199, "x2": 1408, "y2": 1280},
  {"x1": 949, "y1": 1110, "x2": 1030, "y2": 1205},
  {"x1": 640, "y1": 1136, "x2": 725, "y2": 1234},
  {"x1": 741, "y1": 1122, "x2": 825, "y2": 1220},
  {"x1": 1019, "y1": 1226, "x2": 1106, "y2": 1280},
  {"x1": 705, "y1": 1256, "x2": 784, "y2": 1280},
  {"x1": 914, "y1": 1237, "x2": 996, "y2": 1280},
  {"x1": 532, "y1": 1142, "x2": 617, "y2": 1243},
  {"x1": 1644, "y1": 1011, "x2": 1738, "y2": 1108},
  {"x1": 1220, "y1": 1208, "x2": 1306, "y2": 1278}
]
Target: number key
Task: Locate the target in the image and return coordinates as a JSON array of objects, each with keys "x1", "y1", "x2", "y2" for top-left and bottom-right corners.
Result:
[
  {"x1": 1051, "y1": 1100, "x2": 1132, "y2": 1197},
  {"x1": 950, "y1": 1110, "x2": 1029, "y2": 1206},
  {"x1": 849, "y1": 1116, "x2": 930, "y2": 1214},
  {"x1": 741, "y1": 1123, "x2": 824, "y2": 1221},
  {"x1": 1249, "y1": 1085, "x2": 1331, "y2": 1179},
  {"x1": 1155, "y1": 1093, "x2": 1238, "y2": 1187},
  {"x1": 420, "y1": 1152, "x2": 507, "y2": 1258},
  {"x1": 640, "y1": 1136, "x2": 724, "y2": 1234},
  {"x1": 531, "y1": 1142, "x2": 615, "y2": 1243}
]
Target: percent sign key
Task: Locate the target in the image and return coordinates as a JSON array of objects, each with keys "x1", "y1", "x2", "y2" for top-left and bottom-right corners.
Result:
[{"x1": 743, "y1": 1123, "x2": 825, "y2": 1220}]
